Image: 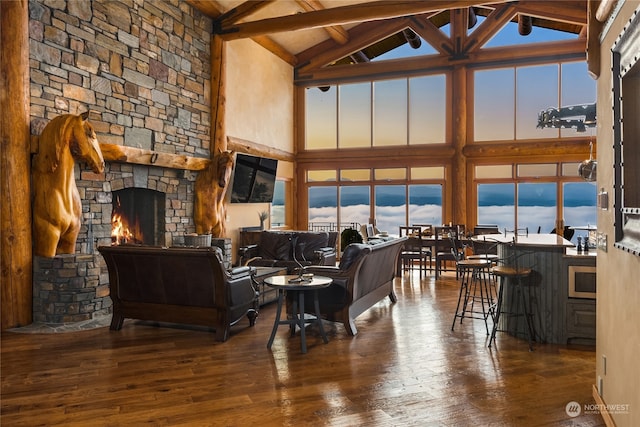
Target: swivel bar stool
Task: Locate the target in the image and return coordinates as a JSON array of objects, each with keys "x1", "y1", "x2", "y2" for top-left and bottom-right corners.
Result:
[
  {"x1": 451, "y1": 245, "x2": 495, "y2": 335},
  {"x1": 488, "y1": 238, "x2": 535, "y2": 351}
]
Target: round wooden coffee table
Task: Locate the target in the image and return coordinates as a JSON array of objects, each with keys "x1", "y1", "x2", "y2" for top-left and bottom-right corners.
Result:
[{"x1": 265, "y1": 274, "x2": 332, "y2": 354}]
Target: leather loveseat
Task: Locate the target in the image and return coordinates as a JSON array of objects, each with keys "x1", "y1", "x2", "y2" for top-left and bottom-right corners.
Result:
[
  {"x1": 98, "y1": 245, "x2": 258, "y2": 342},
  {"x1": 238, "y1": 230, "x2": 338, "y2": 273},
  {"x1": 288, "y1": 236, "x2": 407, "y2": 335}
]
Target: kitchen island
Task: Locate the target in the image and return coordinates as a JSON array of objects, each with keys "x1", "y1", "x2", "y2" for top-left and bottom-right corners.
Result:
[{"x1": 477, "y1": 233, "x2": 596, "y2": 345}]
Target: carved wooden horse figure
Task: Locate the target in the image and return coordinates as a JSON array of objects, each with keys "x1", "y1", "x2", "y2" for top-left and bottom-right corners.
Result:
[
  {"x1": 194, "y1": 150, "x2": 235, "y2": 238},
  {"x1": 32, "y1": 112, "x2": 105, "y2": 257}
]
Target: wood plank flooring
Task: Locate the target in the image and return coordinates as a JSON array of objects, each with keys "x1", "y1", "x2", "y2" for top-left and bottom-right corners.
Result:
[{"x1": 1, "y1": 272, "x2": 604, "y2": 426}]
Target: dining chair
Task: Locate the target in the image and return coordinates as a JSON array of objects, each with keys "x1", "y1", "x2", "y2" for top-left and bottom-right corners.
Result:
[
  {"x1": 412, "y1": 224, "x2": 433, "y2": 237},
  {"x1": 434, "y1": 226, "x2": 464, "y2": 279},
  {"x1": 398, "y1": 226, "x2": 431, "y2": 277}
]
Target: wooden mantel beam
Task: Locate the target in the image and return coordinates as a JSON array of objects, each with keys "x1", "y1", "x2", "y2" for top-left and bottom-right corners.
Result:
[
  {"x1": 215, "y1": 0, "x2": 509, "y2": 41},
  {"x1": 96, "y1": 138, "x2": 294, "y2": 171},
  {"x1": 99, "y1": 143, "x2": 211, "y2": 171}
]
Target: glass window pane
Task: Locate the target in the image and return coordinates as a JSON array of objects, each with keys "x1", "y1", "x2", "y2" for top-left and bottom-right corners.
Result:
[
  {"x1": 339, "y1": 83, "x2": 371, "y2": 148},
  {"x1": 408, "y1": 184, "x2": 443, "y2": 226},
  {"x1": 518, "y1": 183, "x2": 556, "y2": 234},
  {"x1": 409, "y1": 75, "x2": 446, "y2": 144},
  {"x1": 374, "y1": 168, "x2": 406, "y2": 180},
  {"x1": 478, "y1": 183, "x2": 515, "y2": 231},
  {"x1": 340, "y1": 169, "x2": 370, "y2": 181},
  {"x1": 340, "y1": 186, "x2": 370, "y2": 230},
  {"x1": 517, "y1": 64, "x2": 559, "y2": 139},
  {"x1": 560, "y1": 62, "x2": 597, "y2": 138},
  {"x1": 374, "y1": 185, "x2": 406, "y2": 234},
  {"x1": 306, "y1": 86, "x2": 337, "y2": 149},
  {"x1": 411, "y1": 166, "x2": 444, "y2": 180},
  {"x1": 517, "y1": 163, "x2": 557, "y2": 177},
  {"x1": 270, "y1": 180, "x2": 285, "y2": 227},
  {"x1": 475, "y1": 68, "x2": 515, "y2": 141},
  {"x1": 307, "y1": 170, "x2": 336, "y2": 182},
  {"x1": 475, "y1": 165, "x2": 512, "y2": 179},
  {"x1": 563, "y1": 182, "x2": 597, "y2": 243},
  {"x1": 374, "y1": 79, "x2": 407, "y2": 146},
  {"x1": 308, "y1": 186, "x2": 337, "y2": 228}
]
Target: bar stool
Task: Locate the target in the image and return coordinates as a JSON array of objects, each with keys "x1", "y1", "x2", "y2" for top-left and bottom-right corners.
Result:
[
  {"x1": 488, "y1": 239, "x2": 535, "y2": 351},
  {"x1": 451, "y1": 247, "x2": 495, "y2": 335}
]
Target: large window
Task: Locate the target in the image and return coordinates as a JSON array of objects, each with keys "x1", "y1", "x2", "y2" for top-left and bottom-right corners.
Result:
[
  {"x1": 474, "y1": 61, "x2": 595, "y2": 141},
  {"x1": 305, "y1": 75, "x2": 447, "y2": 149},
  {"x1": 307, "y1": 167, "x2": 444, "y2": 235},
  {"x1": 476, "y1": 164, "x2": 597, "y2": 241}
]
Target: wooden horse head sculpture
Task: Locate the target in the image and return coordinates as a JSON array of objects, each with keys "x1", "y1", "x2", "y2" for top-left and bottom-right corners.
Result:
[
  {"x1": 194, "y1": 150, "x2": 235, "y2": 238},
  {"x1": 32, "y1": 112, "x2": 105, "y2": 257}
]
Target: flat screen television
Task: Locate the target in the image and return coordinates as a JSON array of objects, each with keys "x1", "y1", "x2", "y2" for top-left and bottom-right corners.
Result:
[{"x1": 230, "y1": 153, "x2": 278, "y2": 203}]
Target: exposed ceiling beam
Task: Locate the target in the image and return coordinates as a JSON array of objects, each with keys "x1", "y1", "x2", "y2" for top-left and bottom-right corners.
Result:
[
  {"x1": 296, "y1": 0, "x2": 350, "y2": 45},
  {"x1": 464, "y1": 3, "x2": 518, "y2": 52},
  {"x1": 409, "y1": 15, "x2": 454, "y2": 56},
  {"x1": 296, "y1": 38, "x2": 585, "y2": 85},
  {"x1": 296, "y1": 17, "x2": 411, "y2": 74},
  {"x1": 252, "y1": 35, "x2": 298, "y2": 66},
  {"x1": 217, "y1": 1, "x2": 274, "y2": 26},
  {"x1": 215, "y1": 0, "x2": 510, "y2": 41},
  {"x1": 515, "y1": 0, "x2": 587, "y2": 26}
]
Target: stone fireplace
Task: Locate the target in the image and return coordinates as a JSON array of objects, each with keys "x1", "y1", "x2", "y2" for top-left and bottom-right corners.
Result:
[
  {"x1": 27, "y1": 0, "x2": 217, "y2": 325},
  {"x1": 31, "y1": 161, "x2": 201, "y2": 324}
]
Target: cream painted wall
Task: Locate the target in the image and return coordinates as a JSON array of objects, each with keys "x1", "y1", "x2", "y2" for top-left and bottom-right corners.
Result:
[
  {"x1": 225, "y1": 38, "x2": 294, "y2": 152},
  {"x1": 595, "y1": 3, "x2": 640, "y2": 426},
  {"x1": 223, "y1": 38, "x2": 295, "y2": 261}
]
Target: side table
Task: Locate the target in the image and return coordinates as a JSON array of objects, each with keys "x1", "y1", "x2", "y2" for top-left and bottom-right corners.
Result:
[
  {"x1": 265, "y1": 274, "x2": 332, "y2": 354},
  {"x1": 250, "y1": 267, "x2": 287, "y2": 306}
]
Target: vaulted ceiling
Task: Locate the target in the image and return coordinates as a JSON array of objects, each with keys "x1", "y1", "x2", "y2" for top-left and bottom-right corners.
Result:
[{"x1": 187, "y1": 0, "x2": 588, "y2": 83}]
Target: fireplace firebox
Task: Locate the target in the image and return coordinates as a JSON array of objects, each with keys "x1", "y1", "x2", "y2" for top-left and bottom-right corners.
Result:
[{"x1": 112, "y1": 188, "x2": 165, "y2": 246}]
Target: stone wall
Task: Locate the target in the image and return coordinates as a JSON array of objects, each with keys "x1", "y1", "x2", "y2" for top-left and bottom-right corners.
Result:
[
  {"x1": 27, "y1": 0, "x2": 213, "y2": 323},
  {"x1": 33, "y1": 254, "x2": 111, "y2": 323},
  {"x1": 29, "y1": 0, "x2": 212, "y2": 251}
]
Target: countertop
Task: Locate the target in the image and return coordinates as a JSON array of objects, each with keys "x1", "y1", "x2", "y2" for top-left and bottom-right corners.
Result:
[{"x1": 473, "y1": 233, "x2": 575, "y2": 248}]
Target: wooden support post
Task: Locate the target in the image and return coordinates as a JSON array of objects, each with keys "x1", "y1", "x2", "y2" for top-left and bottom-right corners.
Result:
[
  {"x1": 211, "y1": 34, "x2": 226, "y2": 153},
  {"x1": 1, "y1": 0, "x2": 33, "y2": 329},
  {"x1": 451, "y1": 66, "x2": 467, "y2": 227}
]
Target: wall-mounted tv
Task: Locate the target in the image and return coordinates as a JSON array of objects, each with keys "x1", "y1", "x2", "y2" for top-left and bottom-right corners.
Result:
[{"x1": 230, "y1": 153, "x2": 278, "y2": 203}]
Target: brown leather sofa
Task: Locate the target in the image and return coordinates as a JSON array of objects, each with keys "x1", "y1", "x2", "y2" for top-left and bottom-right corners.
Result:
[
  {"x1": 238, "y1": 230, "x2": 338, "y2": 272},
  {"x1": 289, "y1": 236, "x2": 407, "y2": 335},
  {"x1": 98, "y1": 245, "x2": 258, "y2": 342}
]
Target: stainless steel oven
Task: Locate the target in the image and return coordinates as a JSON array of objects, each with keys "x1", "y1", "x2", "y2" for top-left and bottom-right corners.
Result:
[{"x1": 568, "y1": 265, "x2": 596, "y2": 299}]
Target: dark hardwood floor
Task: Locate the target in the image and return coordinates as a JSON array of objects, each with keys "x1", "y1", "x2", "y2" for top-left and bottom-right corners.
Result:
[{"x1": 1, "y1": 271, "x2": 604, "y2": 426}]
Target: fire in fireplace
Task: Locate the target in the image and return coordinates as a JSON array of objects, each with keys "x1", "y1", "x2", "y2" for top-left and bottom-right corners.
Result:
[{"x1": 111, "y1": 188, "x2": 165, "y2": 245}]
